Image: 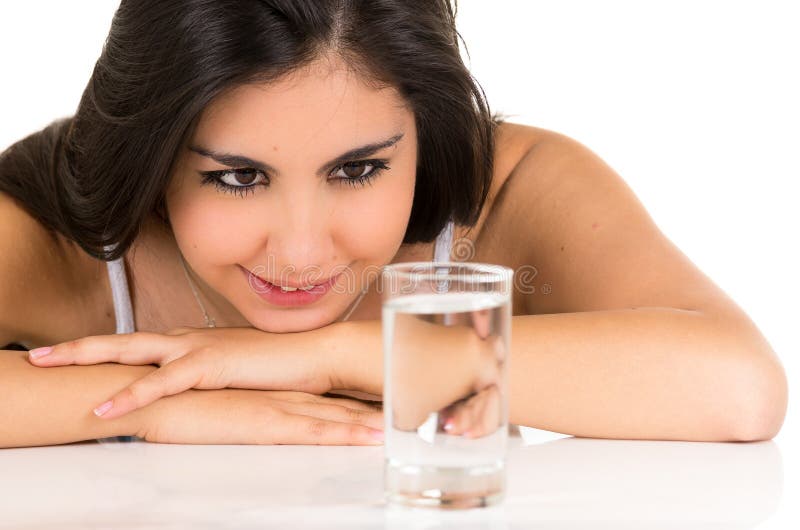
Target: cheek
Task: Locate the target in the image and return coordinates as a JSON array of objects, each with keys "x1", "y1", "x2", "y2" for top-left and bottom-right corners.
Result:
[
  {"x1": 168, "y1": 191, "x2": 259, "y2": 265},
  {"x1": 332, "y1": 169, "x2": 416, "y2": 262}
]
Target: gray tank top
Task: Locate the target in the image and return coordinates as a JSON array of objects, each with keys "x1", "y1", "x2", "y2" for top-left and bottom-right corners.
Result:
[{"x1": 105, "y1": 249, "x2": 136, "y2": 334}]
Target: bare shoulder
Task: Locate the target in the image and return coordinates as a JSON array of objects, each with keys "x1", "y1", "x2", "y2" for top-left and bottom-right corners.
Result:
[
  {"x1": 473, "y1": 124, "x2": 745, "y2": 319},
  {"x1": 455, "y1": 121, "x2": 563, "y2": 250},
  {"x1": 0, "y1": 192, "x2": 113, "y2": 348},
  {"x1": 454, "y1": 121, "x2": 549, "y2": 242}
]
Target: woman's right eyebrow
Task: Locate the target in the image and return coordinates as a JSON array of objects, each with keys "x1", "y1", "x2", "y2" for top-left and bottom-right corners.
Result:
[
  {"x1": 187, "y1": 146, "x2": 269, "y2": 172},
  {"x1": 187, "y1": 132, "x2": 404, "y2": 177}
]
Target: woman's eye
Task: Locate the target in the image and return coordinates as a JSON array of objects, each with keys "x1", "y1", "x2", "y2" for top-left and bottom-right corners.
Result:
[
  {"x1": 331, "y1": 159, "x2": 389, "y2": 187},
  {"x1": 198, "y1": 168, "x2": 268, "y2": 197},
  {"x1": 217, "y1": 168, "x2": 266, "y2": 187},
  {"x1": 199, "y1": 159, "x2": 388, "y2": 197},
  {"x1": 334, "y1": 162, "x2": 372, "y2": 179}
]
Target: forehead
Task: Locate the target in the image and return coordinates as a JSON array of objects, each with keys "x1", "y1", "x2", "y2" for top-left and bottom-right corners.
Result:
[{"x1": 192, "y1": 56, "x2": 413, "y2": 150}]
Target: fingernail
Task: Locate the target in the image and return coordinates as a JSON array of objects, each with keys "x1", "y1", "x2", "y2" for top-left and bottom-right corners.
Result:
[
  {"x1": 369, "y1": 429, "x2": 384, "y2": 441},
  {"x1": 93, "y1": 400, "x2": 113, "y2": 417},
  {"x1": 28, "y1": 346, "x2": 53, "y2": 360},
  {"x1": 443, "y1": 419, "x2": 454, "y2": 432}
]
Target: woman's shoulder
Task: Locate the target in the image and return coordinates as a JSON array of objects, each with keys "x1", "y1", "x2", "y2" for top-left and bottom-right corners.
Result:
[
  {"x1": 0, "y1": 192, "x2": 114, "y2": 348},
  {"x1": 492, "y1": 121, "x2": 552, "y2": 188},
  {"x1": 492, "y1": 121, "x2": 574, "y2": 182},
  {"x1": 456, "y1": 121, "x2": 554, "y2": 241}
]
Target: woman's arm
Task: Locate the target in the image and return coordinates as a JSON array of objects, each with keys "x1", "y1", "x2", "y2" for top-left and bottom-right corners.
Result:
[
  {"x1": 0, "y1": 350, "x2": 152, "y2": 448},
  {"x1": 0, "y1": 350, "x2": 384, "y2": 448},
  {"x1": 18, "y1": 293, "x2": 785, "y2": 442},
  {"x1": 330, "y1": 309, "x2": 787, "y2": 442},
  {"x1": 332, "y1": 126, "x2": 789, "y2": 442}
]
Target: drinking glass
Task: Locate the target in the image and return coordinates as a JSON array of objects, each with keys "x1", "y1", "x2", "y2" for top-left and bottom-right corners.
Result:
[{"x1": 381, "y1": 261, "x2": 513, "y2": 509}]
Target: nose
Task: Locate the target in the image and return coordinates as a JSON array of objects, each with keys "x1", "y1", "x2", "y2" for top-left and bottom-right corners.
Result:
[{"x1": 262, "y1": 193, "x2": 335, "y2": 283}]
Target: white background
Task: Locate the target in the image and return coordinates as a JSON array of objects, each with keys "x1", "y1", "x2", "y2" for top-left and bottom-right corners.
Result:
[{"x1": 1, "y1": 2, "x2": 797, "y2": 527}]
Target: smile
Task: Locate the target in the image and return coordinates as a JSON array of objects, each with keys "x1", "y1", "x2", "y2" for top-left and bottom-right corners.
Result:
[{"x1": 239, "y1": 266, "x2": 341, "y2": 307}]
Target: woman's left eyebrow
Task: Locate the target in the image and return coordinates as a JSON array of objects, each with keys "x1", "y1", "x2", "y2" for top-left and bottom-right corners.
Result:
[{"x1": 188, "y1": 132, "x2": 404, "y2": 176}]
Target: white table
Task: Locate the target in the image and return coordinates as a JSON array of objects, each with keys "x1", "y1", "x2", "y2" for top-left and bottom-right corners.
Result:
[{"x1": 0, "y1": 426, "x2": 793, "y2": 529}]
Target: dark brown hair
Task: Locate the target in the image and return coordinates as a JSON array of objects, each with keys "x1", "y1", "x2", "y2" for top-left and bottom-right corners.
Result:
[{"x1": 0, "y1": 0, "x2": 500, "y2": 261}]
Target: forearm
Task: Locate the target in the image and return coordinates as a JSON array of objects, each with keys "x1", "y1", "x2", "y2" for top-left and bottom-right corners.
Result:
[
  {"x1": 0, "y1": 351, "x2": 155, "y2": 448},
  {"x1": 506, "y1": 308, "x2": 786, "y2": 441},
  {"x1": 330, "y1": 308, "x2": 787, "y2": 442}
]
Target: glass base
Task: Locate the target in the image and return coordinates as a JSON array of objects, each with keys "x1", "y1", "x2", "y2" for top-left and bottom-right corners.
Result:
[{"x1": 384, "y1": 459, "x2": 505, "y2": 509}]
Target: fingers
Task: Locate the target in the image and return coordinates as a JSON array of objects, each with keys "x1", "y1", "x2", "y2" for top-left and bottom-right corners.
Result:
[
  {"x1": 263, "y1": 391, "x2": 382, "y2": 412},
  {"x1": 319, "y1": 392, "x2": 383, "y2": 412},
  {"x1": 273, "y1": 411, "x2": 385, "y2": 446},
  {"x1": 92, "y1": 355, "x2": 206, "y2": 420},
  {"x1": 277, "y1": 400, "x2": 384, "y2": 431},
  {"x1": 28, "y1": 331, "x2": 179, "y2": 367},
  {"x1": 265, "y1": 390, "x2": 383, "y2": 413},
  {"x1": 463, "y1": 384, "x2": 501, "y2": 438},
  {"x1": 135, "y1": 389, "x2": 384, "y2": 446},
  {"x1": 442, "y1": 384, "x2": 501, "y2": 438},
  {"x1": 470, "y1": 308, "x2": 491, "y2": 339}
]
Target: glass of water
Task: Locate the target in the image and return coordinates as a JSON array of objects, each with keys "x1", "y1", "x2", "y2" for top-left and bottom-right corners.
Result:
[{"x1": 381, "y1": 261, "x2": 513, "y2": 509}]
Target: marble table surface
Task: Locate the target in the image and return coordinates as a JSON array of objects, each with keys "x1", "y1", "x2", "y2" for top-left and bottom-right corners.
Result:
[{"x1": 0, "y1": 425, "x2": 793, "y2": 529}]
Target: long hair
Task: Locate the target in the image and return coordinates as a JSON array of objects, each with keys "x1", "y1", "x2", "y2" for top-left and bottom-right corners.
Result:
[{"x1": 0, "y1": 0, "x2": 498, "y2": 261}]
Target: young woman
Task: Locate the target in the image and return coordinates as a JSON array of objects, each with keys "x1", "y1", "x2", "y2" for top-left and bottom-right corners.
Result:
[{"x1": 0, "y1": 0, "x2": 787, "y2": 448}]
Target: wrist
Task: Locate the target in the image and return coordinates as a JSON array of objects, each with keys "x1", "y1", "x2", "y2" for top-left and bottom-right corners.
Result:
[
  {"x1": 89, "y1": 363, "x2": 161, "y2": 441},
  {"x1": 325, "y1": 319, "x2": 383, "y2": 396}
]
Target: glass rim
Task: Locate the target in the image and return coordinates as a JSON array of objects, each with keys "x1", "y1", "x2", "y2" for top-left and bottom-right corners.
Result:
[{"x1": 381, "y1": 261, "x2": 513, "y2": 283}]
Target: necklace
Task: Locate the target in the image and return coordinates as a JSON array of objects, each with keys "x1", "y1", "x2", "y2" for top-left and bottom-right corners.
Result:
[
  {"x1": 178, "y1": 253, "x2": 368, "y2": 327},
  {"x1": 179, "y1": 253, "x2": 216, "y2": 328},
  {"x1": 337, "y1": 287, "x2": 368, "y2": 323}
]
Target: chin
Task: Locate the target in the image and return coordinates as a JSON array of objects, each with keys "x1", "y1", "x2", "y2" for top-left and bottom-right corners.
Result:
[{"x1": 244, "y1": 307, "x2": 337, "y2": 334}]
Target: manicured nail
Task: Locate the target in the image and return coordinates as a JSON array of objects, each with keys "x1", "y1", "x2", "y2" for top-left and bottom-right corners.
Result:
[
  {"x1": 93, "y1": 400, "x2": 114, "y2": 417},
  {"x1": 369, "y1": 429, "x2": 384, "y2": 441},
  {"x1": 28, "y1": 346, "x2": 53, "y2": 360}
]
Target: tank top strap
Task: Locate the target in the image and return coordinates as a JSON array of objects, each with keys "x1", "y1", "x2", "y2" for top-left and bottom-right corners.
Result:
[
  {"x1": 97, "y1": 246, "x2": 140, "y2": 444},
  {"x1": 103, "y1": 245, "x2": 136, "y2": 334},
  {"x1": 433, "y1": 218, "x2": 455, "y2": 263}
]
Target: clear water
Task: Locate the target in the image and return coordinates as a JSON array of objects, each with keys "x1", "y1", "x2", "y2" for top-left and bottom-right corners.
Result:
[{"x1": 382, "y1": 291, "x2": 511, "y2": 508}]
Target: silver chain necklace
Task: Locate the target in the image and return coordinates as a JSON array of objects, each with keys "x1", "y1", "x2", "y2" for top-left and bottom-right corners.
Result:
[
  {"x1": 337, "y1": 287, "x2": 368, "y2": 322},
  {"x1": 178, "y1": 253, "x2": 367, "y2": 327},
  {"x1": 179, "y1": 253, "x2": 216, "y2": 328}
]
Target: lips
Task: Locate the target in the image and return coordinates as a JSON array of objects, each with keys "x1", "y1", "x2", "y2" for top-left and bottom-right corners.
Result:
[
  {"x1": 249, "y1": 269, "x2": 337, "y2": 290},
  {"x1": 239, "y1": 265, "x2": 341, "y2": 307}
]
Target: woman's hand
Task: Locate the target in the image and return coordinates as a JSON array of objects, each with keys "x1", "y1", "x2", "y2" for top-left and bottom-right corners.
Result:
[
  {"x1": 437, "y1": 308, "x2": 506, "y2": 438},
  {"x1": 438, "y1": 384, "x2": 503, "y2": 438},
  {"x1": 27, "y1": 326, "x2": 341, "y2": 421},
  {"x1": 137, "y1": 387, "x2": 385, "y2": 445},
  {"x1": 389, "y1": 309, "x2": 506, "y2": 437}
]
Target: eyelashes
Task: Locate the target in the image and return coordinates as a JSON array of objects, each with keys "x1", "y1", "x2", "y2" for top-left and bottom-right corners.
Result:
[
  {"x1": 198, "y1": 168, "x2": 266, "y2": 198},
  {"x1": 198, "y1": 159, "x2": 390, "y2": 198}
]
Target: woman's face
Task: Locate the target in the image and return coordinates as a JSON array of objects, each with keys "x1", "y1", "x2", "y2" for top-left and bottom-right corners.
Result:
[{"x1": 165, "y1": 57, "x2": 417, "y2": 332}]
